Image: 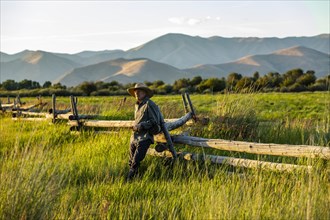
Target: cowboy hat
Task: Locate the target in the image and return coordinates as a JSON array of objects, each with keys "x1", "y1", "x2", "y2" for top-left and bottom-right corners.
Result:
[{"x1": 127, "y1": 83, "x2": 154, "y2": 98}]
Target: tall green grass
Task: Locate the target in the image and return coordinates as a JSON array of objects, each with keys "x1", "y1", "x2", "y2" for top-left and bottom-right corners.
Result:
[{"x1": 0, "y1": 92, "x2": 329, "y2": 219}]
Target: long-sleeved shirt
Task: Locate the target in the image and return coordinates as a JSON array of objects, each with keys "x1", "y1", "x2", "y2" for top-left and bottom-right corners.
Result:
[{"x1": 131, "y1": 97, "x2": 161, "y2": 144}]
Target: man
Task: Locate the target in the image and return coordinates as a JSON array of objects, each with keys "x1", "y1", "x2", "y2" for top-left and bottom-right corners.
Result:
[{"x1": 126, "y1": 83, "x2": 162, "y2": 180}]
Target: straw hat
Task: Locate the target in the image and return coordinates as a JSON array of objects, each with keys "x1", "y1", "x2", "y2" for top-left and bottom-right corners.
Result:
[{"x1": 127, "y1": 83, "x2": 154, "y2": 98}]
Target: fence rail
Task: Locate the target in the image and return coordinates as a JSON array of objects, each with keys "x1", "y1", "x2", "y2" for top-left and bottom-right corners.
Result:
[
  {"x1": 153, "y1": 135, "x2": 330, "y2": 160},
  {"x1": 147, "y1": 148, "x2": 312, "y2": 172}
]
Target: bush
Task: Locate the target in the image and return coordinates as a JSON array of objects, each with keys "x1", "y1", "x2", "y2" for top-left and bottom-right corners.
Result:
[
  {"x1": 202, "y1": 88, "x2": 212, "y2": 94},
  {"x1": 288, "y1": 83, "x2": 307, "y2": 92},
  {"x1": 90, "y1": 89, "x2": 111, "y2": 96},
  {"x1": 308, "y1": 83, "x2": 328, "y2": 91},
  {"x1": 280, "y1": 87, "x2": 289, "y2": 93}
]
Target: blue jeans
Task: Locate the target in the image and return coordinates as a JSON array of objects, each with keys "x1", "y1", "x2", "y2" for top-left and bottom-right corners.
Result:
[{"x1": 129, "y1": 139, "x2": 152, "y2": 170}]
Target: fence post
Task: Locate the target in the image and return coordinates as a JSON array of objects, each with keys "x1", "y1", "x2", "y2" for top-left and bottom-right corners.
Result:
[
  {"x1": 70, "y1": 95, "x2": 81, "y2": 130},
  {"x1": 160, "y1": 113, "x2": 177, "y2": 159},
  {"x1": 52, "y1": 94, "x2": 56, "y2": 123},
  {"x1": 181, "y1": 93, "x2": 189, "y2": 114},
  {"x1": 16, "y1": 95, "x2": 21, "y2": 106},
  {"x1": 186, "y1": 93, "x2": 197, "y2": 122}
]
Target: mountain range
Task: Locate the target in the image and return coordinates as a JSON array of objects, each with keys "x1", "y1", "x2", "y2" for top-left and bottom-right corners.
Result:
[
  {"x1": 0, "y1": 50, "x2": 81, "y2": 83},
  {"x1": 1, "y1": 33, "x2": 329, "y2": 86},
  {"x1": 184, "y1": 46, "x2": 330, "y2": 79}
]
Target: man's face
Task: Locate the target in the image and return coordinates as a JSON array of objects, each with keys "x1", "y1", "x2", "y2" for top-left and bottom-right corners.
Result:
[{"x1": 134, "y1": 89, "x2": 146, "y2": 101}]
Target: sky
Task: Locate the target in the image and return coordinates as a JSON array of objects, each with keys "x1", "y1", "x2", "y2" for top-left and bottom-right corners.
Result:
[{"x1": 1, "y1": 0, "x2": 329, "y2": 54}]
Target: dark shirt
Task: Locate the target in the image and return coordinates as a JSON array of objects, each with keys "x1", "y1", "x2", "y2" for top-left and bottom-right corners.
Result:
[{"x1": 132, "y1": 97, "x2": 161, "y2": 144}]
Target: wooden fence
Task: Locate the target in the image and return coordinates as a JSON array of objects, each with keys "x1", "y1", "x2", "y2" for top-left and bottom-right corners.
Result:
[{"x1": 3, "y1": 94, "x2": 330, "y2": 172}]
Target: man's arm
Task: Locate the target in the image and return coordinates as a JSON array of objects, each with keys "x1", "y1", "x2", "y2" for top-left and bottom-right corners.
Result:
[
  {"x1": 136, "y1": 102, "x2": 158, "y2": 131},
  {"x1": 140, "y1": 103, "x2": 158, "y2": 130}
]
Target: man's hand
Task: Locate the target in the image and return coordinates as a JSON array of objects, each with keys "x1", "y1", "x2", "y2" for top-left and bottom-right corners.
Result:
[{"x1": 132, "y1": 124, "x2": 142, "y2": 132}]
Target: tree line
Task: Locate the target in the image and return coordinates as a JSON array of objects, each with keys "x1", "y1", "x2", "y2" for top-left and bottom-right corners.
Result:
[{"x1": 0, "y1": 68, "x2": 329, "y2": 97}]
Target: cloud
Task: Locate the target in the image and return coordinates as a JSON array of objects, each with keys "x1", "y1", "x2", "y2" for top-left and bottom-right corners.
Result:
[
  {"x1": 168, "y1": 16, "x2": 220, "y2": 26},
  {"x1": 187, "y1": 18, "x2": 202, "y2": 26},
  {"x1": 168, "y1": 17, "x2": 187, "y2": 25}
]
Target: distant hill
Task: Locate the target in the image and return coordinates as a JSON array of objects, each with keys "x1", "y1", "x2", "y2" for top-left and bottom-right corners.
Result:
[
  {"x1": 3, "y1": 33, "x2": 329, "y2": 69},
  {"x1": 56, "y1": 58, "x2": 190, "y2": 86},
  {"x1": 0, "y1": 52, "x2": 12, "y2": 63},
  {"x1": 0, "y1": 51, "x2": 81, "y2": 83},
  {"x1": 74, "y1": 50, "x2": 125, "y2": 58},
  {"x1": 58, "y1": 46, "x2": 329, "y2": 87},
  {"x1": 184, "y1": 46, "x2": 330, "y2": 78},
  {"x1": 123, "y1": 33, "x2": 330, "y2": 68},
  {"x1": 1, "y1": 33, "x2": 329, "y2": 85},
  {"x1": 55, "y1": 50, "x2": 126, "y2": 66},
  {"x1": 1, "y1": 50, "x2": 36, "y2": 63}
]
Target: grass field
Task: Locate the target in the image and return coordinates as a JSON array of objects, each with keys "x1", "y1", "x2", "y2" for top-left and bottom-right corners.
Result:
[{"x1": 0, "y1": 92, "x2": 329, "y2": 219}]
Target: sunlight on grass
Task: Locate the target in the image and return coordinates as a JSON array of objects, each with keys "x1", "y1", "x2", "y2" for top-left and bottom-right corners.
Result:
[{"x1": 0, "y1": 92, "x2": 329, "y2": 219}]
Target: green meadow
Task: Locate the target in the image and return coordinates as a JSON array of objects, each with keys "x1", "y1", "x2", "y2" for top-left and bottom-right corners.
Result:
[{"x1": 0, "y1": 92, "x2": 329, "y2": 219}]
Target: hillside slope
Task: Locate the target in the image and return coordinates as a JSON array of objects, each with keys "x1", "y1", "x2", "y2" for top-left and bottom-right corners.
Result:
[
  {"x1": 57, "y1": 58, "x2": 190, "y2": 86},
  {"x1": 0, "y1": 51, "x2": 81, "y2": 83},
  {"x1": 185, "y1": 46, "x2": 330, "y2": 78},
  {"x1": 123, "y1": 33, "x2": 330, "y2": 68}
]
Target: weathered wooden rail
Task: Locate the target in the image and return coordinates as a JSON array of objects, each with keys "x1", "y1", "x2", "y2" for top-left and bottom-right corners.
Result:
[
  {"x1": 1, "y1": 95, "x2": 47, "y2": 112},
  {"x1": 152, "y1": 135, "x2": 330, "y2": 160},
  {"x1": 67, "y1": 113, "x2": 193, "y2": 129},
  {"x1": 11, "y1": 94, "x2": 73, "y2": 121},
  {"x1": 147, "y1": 148, "x2": 312, "y2": 172}
]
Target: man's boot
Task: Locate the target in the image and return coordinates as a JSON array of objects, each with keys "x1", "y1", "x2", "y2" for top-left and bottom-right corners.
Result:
[{"x1": 126, "y1": 168, "x2": 137, "y2": 181}]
